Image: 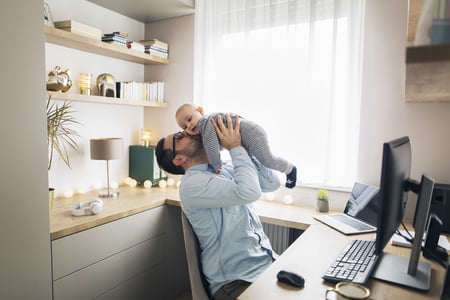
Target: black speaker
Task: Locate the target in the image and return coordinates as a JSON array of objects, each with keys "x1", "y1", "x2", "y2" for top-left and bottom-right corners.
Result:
[
  {"x1": 430, "y1": 184, "x2": 450, "y2": 233},
  {"x1": 424, "y1": 214, "x2": 448, "y2": 263},
  {"x1": 424, "y1": 214, "x2": 443, "y2": 256}
]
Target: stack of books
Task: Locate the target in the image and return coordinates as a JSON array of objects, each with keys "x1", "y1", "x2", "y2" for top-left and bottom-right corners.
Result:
[
  {"x1": 116, "y1": 81, "x2": 165, "y2": 103},
  {"x1": 102, "y1": 32, "x2": 128, "y2": 46},
  {"x1": 140, "y1": 39, "x2": 169, "y2": 59},
  {"x1": 54, "y1": 20, "x2": 102, "y2": 41}
]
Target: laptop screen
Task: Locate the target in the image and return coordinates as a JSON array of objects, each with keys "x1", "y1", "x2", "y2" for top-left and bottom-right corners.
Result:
[{"x1": 343, "y1": 182, "x2": 380, "y2": 227}]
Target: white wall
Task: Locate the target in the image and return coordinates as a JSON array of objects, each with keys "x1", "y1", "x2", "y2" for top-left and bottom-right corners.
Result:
[
  {"x1": 144, "y1": 15, "x2": 195, "y2": 141},
  {"x1": 45, "y1": 0, "x2": 148, "y2": 196},
  {"x1": 144, "y1": 1, "x2": 450, "y2": 217},
  {"x1": 0, "y1": 0, "x2": 52, "y2": 298},
  {"x1": 42, "y1": 0, "x2": 450, "y2": 213},
  {"x1": 359, "y1": 0, "x2": 450, "y2": 218}
]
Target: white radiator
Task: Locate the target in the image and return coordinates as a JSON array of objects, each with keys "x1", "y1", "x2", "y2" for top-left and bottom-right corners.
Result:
[{"x1": 262, "y1": 223, "x2": 291, "y2": 254}]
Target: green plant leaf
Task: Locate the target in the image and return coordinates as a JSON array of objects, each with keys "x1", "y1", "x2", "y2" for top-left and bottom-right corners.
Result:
[
  {"x1": 47, "y1": 94, "x2": 80, "y2": 170},
  {"x1": 317, "y1": 189, "x2": 328, "y2": 201}
]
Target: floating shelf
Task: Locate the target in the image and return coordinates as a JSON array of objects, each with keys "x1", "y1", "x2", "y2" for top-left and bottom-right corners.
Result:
[
  {"x1": 406, "y1": 43, "x2": 450, "y2": 63},
  {"x1": 45, "y1": 26, "x2": 169, "y2": 65},
  {"x1": 48, "y1": 92, "x2": 168, "y2": 108}
]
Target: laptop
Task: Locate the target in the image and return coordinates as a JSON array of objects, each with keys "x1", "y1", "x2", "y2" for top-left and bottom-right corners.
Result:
[{"x1": 314, "y1": 182, "x2": 380, "y2": 235}]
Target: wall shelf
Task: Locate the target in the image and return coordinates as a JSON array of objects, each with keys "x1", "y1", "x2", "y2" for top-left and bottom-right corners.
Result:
[
  {"x1": 405, "y1": 44, "x2": 450, "y2": 102},
  {"x1": 406, "y1": 44, "x2": 450, "y2": 63},
  {"x1": 48, "y1": 92, "x2": 168, "y2": 108},
  {"x1": 45, "y1": 26, "x2": 169, "y2": 107},
  {"x1": 45, "y1": 26, "x2": 169, "y2": 65}
]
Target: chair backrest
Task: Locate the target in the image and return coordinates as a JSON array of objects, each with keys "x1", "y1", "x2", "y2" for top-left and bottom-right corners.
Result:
[{"x1": 181, "y1": 211, "x2": 211, "y2": 300}]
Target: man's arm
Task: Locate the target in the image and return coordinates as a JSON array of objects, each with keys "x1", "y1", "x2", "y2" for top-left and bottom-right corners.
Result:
[
  {"x1": 181, "y1": 114, "x2": 262, "y2": 208},
  {"x1": 210, "y1": 113, "x2": 241, "y2": 150},
  {"x1": 251, "y1": 157, "x2": 281, "y2": 192},
  {"x1": 213, "y1": 114, "x2": 280, "y2": 192}
]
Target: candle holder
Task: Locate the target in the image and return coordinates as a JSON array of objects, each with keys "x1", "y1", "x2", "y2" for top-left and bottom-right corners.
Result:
[
  {"x1": 79, "y1": 73, "x2": 93, "y2": 95},
  {"x1": 141, "y1": 128, "x2": 152, "y2": 147}
]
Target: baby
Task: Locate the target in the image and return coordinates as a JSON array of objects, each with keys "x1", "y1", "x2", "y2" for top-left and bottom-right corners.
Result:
[{"x1": 175, "y1": 103, "x2": 297, "y2": 188}]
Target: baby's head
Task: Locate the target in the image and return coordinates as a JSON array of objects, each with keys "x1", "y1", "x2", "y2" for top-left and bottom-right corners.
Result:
[{"x1": 176, "y1": 103, "x2": 204, "y2": 135}]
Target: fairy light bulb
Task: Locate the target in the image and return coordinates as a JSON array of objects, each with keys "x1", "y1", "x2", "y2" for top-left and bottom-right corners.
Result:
[
  {"x1": 159, "y1": 180, "x2": 167, "y2": 188},
  {"x1": 283, "y1": 195, "x2": 293, "y2": 205},
  {"x1": 144, "y1": 180, "x2": 153, "y2": 189}
]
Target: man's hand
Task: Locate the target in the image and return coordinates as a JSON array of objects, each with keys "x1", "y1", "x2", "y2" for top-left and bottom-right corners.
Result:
[{"x1": 211, "y1": 114, "x2": 241, "y2": 150}]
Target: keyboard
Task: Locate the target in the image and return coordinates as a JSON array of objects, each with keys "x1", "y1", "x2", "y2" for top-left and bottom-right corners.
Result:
[
  {"x1": 322, "y1": 239, "x2": 378, "y2": 284},
  {"x1": 330, "y1": 214, "x2": 374, "y2": 231}
]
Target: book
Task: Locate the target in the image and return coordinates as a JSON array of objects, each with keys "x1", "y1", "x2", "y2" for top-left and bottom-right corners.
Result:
[
  {"x1": 102, "y1": 36, "x2": 127, "y2": 43},
  {"x1": 54, "y1": 20, "x2": 102, "y2": 40},
  {"x1": 145, "y1": 44, "x2": 168, "y2": 52},
  {"x1": 145, "y1": 48, "x2": 169, "y2": 59},
  {"x1": 102, "y1": 40, "x2": 127, "y2": 46},
  {"x1": 116, "y1": 80, "x2": 164, "y2": 102},
  {"x1": 103, "y1": 32, "x2": 128, "y2": 39},
  {"x1": 109, "y1": 31, "x2": 128, "y2": 38},
  {"x1": 139, "y1": 39, "x2": 169, "y2": 50}
]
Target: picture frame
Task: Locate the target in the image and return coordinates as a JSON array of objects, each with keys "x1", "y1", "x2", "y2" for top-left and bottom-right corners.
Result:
[{"x1": 44, "y1": 2, "x2": 54, "y2": 27}]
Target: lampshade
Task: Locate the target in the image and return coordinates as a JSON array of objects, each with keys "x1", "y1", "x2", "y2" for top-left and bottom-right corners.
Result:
[
  {"x1": 90, "y1": 138, "x2": 123, "y2": 198},
  {"x1": 90, "y1": 138, "x2": 123, "y2": 160}
]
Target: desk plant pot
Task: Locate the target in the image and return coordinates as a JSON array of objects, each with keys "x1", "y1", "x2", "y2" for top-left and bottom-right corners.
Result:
[{"x1": 317, "y1": 189, "x2": 329, "y2": 212}]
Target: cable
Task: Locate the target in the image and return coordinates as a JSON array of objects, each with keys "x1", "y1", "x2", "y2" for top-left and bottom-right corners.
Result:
[{"x1": 395, "y1": 222, "x2": 448, "y2": 269}]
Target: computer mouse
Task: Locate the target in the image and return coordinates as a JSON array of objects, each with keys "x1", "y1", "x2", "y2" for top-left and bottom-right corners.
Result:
[{"x1": 277, "y1": 270, "x2": 305, "y2": 288}]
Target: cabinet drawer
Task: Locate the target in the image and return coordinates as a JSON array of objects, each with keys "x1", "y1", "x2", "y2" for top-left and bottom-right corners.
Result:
[
  {"x1": 53, "y1": 234, "x2": 165, "y2": 300},
  {"x1": 52, "y1": 206, "x2": 165, "y2": 280}
]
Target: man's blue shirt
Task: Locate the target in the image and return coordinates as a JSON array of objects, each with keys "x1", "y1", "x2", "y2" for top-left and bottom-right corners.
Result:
[{"x1": 179, "y1": 146, "x2": 280, "y2": 295}]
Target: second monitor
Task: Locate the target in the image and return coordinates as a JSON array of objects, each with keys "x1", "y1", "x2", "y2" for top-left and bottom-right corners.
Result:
[{"x1": 371, "y1": 136, "x2": 435, "y2": 291}]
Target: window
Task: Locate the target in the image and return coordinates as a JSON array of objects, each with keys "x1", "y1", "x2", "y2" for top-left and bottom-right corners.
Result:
[{"x1": 194, "y1": 0, "x2": 364, "y2": 188}]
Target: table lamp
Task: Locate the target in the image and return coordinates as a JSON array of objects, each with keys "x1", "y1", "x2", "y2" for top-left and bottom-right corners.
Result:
[
  {"x1": 90, "y1": 138, "x2": 123, "y2": 198},
  {"x1": 141, "y1": 128, "x2": 152, "y2": 147}
]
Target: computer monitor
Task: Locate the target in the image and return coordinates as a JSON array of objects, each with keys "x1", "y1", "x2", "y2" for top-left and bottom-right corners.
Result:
[{"x1": 371, "y1": 136, "x2": 435, "y2": 291}]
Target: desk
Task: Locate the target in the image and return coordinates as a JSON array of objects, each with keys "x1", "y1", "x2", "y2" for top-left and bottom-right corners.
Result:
[
  {"x1": 50, "y1": 188, "x2": 447, "y2": 299},
  {"x1": 239, "y1": 221, "x2": 447, "y2": 300}
]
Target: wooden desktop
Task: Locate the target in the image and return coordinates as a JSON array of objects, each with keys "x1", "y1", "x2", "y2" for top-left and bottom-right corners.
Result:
[
  {"x1": 50, "y1": 188, "x2": 447, "y2": 299},
  {"x1": 240, "y1": 202, "x2": 448, "y2": 300}
]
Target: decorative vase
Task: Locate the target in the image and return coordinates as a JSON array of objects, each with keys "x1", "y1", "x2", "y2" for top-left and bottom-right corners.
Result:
[{"x1": 317, "y1": 200, "x2": 329, "y2": 212}]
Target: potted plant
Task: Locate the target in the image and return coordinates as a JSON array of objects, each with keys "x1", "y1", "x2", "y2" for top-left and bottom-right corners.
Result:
[
  {"x1": 47, "y1": 94, "x2": 80, "y2": 208},
  {"x1": 316, "y1": 189, "x2": 329, "y2": 212}
]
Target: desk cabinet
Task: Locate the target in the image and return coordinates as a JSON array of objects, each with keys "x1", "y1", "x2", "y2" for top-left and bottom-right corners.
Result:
[{"x1": 52, "y1": 205, "x2": 188, "y2": 300}]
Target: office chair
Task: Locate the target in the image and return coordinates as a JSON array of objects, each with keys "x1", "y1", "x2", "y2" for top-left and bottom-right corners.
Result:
[{"x1": 181, "y1": 211, "x2": 211, "y2": 300}]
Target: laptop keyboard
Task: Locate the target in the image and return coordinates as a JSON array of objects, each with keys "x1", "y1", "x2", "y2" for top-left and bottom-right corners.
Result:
[
  {"x1": 322, "y1": 239, "x2": 378, "y2": 284},
  {"x1": 330, "y1": 214, "x2": 374, "y2": 231}
]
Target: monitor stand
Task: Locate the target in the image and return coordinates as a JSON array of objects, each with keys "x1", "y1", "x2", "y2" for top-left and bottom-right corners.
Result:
[{"x1": 371, "y1": 253, "x2": 431, "y2": 291}]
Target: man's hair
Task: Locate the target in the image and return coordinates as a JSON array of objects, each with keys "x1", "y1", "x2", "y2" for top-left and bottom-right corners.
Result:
[{"x1": 155, "y1": 138, "x2": 185, "y2": 175}]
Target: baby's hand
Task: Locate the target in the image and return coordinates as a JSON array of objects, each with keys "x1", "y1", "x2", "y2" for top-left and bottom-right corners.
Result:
[{"x1": 215, "y1": 168, "x2": 222, "y2": 174}]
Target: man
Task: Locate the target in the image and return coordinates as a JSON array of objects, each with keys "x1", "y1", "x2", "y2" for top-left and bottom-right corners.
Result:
[{"x1": 155, "y1": 114, "x2": 280, "y2": 299}]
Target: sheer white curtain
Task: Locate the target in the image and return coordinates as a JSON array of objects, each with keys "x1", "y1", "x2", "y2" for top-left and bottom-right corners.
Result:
[{"x1": 194, "y1": 0, "x2": 364, "y2": 188}]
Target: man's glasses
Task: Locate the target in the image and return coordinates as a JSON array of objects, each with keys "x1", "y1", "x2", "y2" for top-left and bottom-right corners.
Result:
[{"x1": 172, "y1": 131, "x2": 184, "y2": 159}]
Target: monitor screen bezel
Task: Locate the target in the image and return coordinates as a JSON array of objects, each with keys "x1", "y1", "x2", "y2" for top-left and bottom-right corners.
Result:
[{"x1": 375, "y1": 136, "x2": 411, "y2": 255}]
